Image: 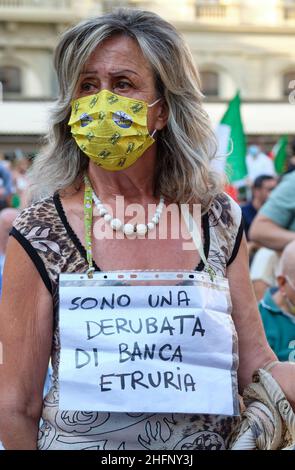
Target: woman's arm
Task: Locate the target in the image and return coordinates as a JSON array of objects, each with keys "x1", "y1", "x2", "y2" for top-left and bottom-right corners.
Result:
[
  {"x1": 227, "y1": 235, "x2": 277, "y2": 392},
  {"x1": 249, "y1": 214, "x2": 295, "y2": 251},
  {"x1": 228, "y1": 235, "x2": 295, "y2": 410},
  {"x1": 0, "y1": 237, "x2": 53, "y2": 449}
]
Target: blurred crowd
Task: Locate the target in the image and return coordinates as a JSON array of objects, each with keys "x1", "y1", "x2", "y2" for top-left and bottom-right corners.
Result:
[
  {"x1": 0, "y1": 140, "x2": 295, "y2": 362},
  {"x1": 240, "y1": 137, "x2": 295, "y2": 362},
  {"x1": 0, "y1": 151, "x2": 31, "y2": 295}
]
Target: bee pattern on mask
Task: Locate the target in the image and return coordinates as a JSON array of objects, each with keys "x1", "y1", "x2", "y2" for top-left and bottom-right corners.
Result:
[
  {"x1": 130, "y1": 103, "x2": 144, "y2": 113},
  {"x1": 99, "y1": 149, "x2": 111, "y2": 159},
  {"x1": 86, "y1": 131, "x2": 95, "y2": 141},
  {"x1": 80, "y1": 144, "x2": 87, "y2": 152},
  {"x1": 107, "y1": 95, "x2": 119, "y2": 105},
  {"x1": 126, "y1": 142, "x2": 135, "y2": 154},
  {"x1": 110, "y1": 132, "x2": 121, "y2": 145},
  {"x1": 118, "y1": 157, "x2": 127, "y2": 167},
  {"x1": 98, "y1": 111, "x2": 106, "y2": 122},
  {"x1": 74, "y1": 102, "x2": 80, "y2": 115},
  {"x1": 89, "y1": 96, "x2": 98, "y2": 108}
]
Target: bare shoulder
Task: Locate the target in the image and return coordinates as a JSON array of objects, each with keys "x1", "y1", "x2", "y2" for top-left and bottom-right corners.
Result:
[{"x1": 1, "y1": 236, "x2": 53, "y2": 314}]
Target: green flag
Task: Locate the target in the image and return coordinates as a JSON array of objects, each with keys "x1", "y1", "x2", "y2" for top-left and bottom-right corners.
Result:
[
  {"x1": 272, "y1": 135, "x2": 288, "y2": 175},
  {"x1": 218, "y1": 92, "x2": 247, "y2": 183}
]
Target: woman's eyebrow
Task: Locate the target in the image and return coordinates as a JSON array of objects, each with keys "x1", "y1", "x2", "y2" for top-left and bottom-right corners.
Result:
[
  {"x1": 110, "y1": 69, "x2": 139, "y2": 77},
  {"x1": 80, "y1": 69, "x2": 139, "y2": 76}
]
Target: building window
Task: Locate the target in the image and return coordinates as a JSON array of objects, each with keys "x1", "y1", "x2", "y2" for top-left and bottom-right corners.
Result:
[
  {"x1": 284, "y1": 0, "x2": 295, "y2": 20},
  {"x1": 283, "y1": 71, "x2": 295, "y2": 97},
  {"x1": 0, "y1": 66, "x2": 22, "y2": 94},
  {"x1": 196, "y1": 0, "x2": 226, "y2": 20},
  {"x1": 200, "y1": 70, "x2": 219, "y2": 97}
]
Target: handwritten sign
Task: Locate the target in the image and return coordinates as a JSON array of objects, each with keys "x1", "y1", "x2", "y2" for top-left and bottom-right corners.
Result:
[{"x1": 59, "y1": 277, "x2": 238, "y2": 415}]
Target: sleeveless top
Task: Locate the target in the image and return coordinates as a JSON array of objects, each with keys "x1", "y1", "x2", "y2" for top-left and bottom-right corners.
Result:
[{"x1": 11, "y1": 192, "x2": 243, "y2": 450}]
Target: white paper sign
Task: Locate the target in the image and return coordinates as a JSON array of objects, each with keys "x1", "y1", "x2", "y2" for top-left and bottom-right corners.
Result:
[{"x1": 59, "y1": 277, "x2": 238, "y2": 416}]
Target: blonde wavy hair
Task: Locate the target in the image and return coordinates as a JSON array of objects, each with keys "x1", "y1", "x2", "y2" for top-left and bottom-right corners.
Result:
[{"x1": 30, "y1": 8, "x2": 221, "y2": 209}]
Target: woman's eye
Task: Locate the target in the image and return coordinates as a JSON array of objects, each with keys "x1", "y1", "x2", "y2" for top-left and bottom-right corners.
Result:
[
  {"x1": 80, "y1": 82, "x2": 96, "y2": 91},
  {"x1": 115, "y1": 81, "x2": 131, "y2": 90}
]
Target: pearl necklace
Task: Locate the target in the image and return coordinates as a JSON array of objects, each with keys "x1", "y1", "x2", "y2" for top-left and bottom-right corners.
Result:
[{"x1": 84, "y1": 175, "x2": 165, "y2": 236}]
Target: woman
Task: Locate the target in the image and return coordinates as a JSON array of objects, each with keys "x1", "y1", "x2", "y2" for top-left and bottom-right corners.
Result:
[{"x1": 0, "y1": 9, "x2": 294, "y2": 451}]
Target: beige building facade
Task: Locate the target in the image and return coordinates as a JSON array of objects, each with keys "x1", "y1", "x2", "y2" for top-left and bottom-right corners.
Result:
[{"x1": 0, "y1": 0, "x2": 295, "y2": 152}]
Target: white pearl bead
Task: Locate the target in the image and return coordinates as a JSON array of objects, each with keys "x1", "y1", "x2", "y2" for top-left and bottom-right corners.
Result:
[
  {"x1": 110, "y1": 218, "x2": 123, "y2": 231},
  {"x1": 136, "y1": 224, "x2": 148, "y2": 236},
  {"x1": 93, "y1": 196, "x2": 102, "y2": 205},
  {"x1": 123, "y1": 223, "x2": 134, "y2": 235},
  {"x1": 104, "y1": 213, "x2": 112, "y2": 222},
  {"x1": 147, "y1": 222, "x2": 155, "y2": 231},
  {"x1": 91, "y1": 188, "x2": 165, "y2": 236}
]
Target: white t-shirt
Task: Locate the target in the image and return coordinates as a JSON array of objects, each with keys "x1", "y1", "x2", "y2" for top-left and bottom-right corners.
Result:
[
  {"x1": 246, "y1": 153, "x2": 276, "y2": 183},
  {"x1": 250, "y1": 248, "x2": 280, "y2": 287}
]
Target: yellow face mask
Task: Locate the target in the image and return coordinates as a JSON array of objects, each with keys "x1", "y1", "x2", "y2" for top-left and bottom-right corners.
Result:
[{"x1": 68, "y1": 89, "x2": 161, "y2": 171}]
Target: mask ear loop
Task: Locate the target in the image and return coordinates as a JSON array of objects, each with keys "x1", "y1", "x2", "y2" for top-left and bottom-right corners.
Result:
[
  {"x1": 148, "y1": 97, "x2": 163, "y2": 139},
  {"x1": 148, "y1": 97, "x2": 162, "y2": 108}
]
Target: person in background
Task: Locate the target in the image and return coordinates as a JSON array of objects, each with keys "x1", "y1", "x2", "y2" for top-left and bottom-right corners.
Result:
[
  {"x1": 0, "y1": 208, "x2": 19, "y2": 273},
  {"x1": 250, "y1": 248, "x2": 280, "y2": 301},
  {"x1": 286, "y1": 138, "x2": 295, "y2": 174},
  {"x1": 250, "y1": 171, "x2": 295, "y2": 251},
  {"x1": 259, "y1": 240, "x2": 295, "y2": 362},
  {"x1": 242, "y1": 174, "x2": 277, "y2": 240},
  {"x1": 0, "y1": 208, "x2": 19, "y2": 295},
  {"x1": 246, "y1": 145, "x2": 276, "y2": 184},
  {"x1": 0, "y1": 162, "x2": 14, "y2": 210},
  {"x1": 11, "y1": 157, "x2": 30, "y2": 209}
]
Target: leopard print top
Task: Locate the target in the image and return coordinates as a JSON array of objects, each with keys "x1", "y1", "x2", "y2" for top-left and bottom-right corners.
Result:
[{"x1": 11, "y1": 192, "x2": 243, "y2": 450}]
